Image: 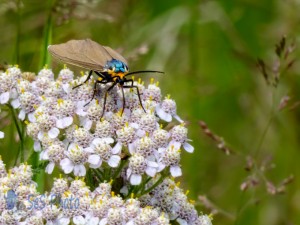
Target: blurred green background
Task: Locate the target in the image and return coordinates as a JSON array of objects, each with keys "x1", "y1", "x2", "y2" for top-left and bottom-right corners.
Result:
[{"x1": 1, "y1": 0, "x2": 300, "y2": 224}]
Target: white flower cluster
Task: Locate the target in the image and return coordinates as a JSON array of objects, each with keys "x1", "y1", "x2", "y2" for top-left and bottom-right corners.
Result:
[
  {"x1": 0, "y1": 159, "x2": 162, "y2": 224},
  {"x1": 0, "y1": 66, "x2": 194, "y2": 185},
  {"x1": 0, "y1": 158, "x2": 212, "y2": 225},
  {"x1": 0, "y1": 66, "x2": 213, "y2": 225},
  {"x1": 141, "y1": 178, "x2": 212, "y2": 225}
]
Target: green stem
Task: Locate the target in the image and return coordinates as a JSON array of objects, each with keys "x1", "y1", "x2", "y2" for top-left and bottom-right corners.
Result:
[
  {"x1": 93, "y1": 168, "x2": 104, "y2": 181},
  {"x1": 39, "y1": 0, "x2": 54, "y2": 69},
  {"x1": 126, "y1": 185, "x2": 136, "y2": 198},
  {"x1": 253, "y1": 87, "x2": 277, "y2": 158},
  {"x1": 136, "y1": 176, "x2": 148, "y2": 196},
  {"x1": 9, "y1": 106, "x2": 22, "y2": 142},
  {"x1": 9, "y1": 105, "x2": 24, "y2": 164},
  {"x1": 112, "y1": 159, "x2": 128, "y2": 180},
  {"x1": 138, "y1": 170, "x2": 169, "y2": 197},
  {"x1": 13, "y1": 0, "x2": 22, "y2": 65},
  {"x1": 86, "y1": 169, "x2": 95, "y2": 190}
]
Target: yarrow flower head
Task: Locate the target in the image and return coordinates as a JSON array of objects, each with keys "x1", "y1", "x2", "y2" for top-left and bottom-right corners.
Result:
[
  {"x1": 0, "y1": 66, "x2": 212, "y2": 224},
  {"x1": 1, "y1": 159, "x2": 212, "y2": 224},
  {"x1": 0, "y1": 66, "x2": 194, "y2": 181}
]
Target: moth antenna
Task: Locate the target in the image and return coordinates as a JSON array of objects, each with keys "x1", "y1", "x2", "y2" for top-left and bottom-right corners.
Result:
[{"x1": 125, "y1": 70, "x2": 164, "y2": 76}]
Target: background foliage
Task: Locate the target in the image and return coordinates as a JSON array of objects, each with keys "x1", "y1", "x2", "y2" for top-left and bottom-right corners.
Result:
[{"x1": 0, "y1": 0, "x2": 300, "y2": 224}]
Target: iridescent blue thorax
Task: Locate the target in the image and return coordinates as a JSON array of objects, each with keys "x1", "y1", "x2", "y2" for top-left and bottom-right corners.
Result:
[{"x1": 104, "y1": 59, "x2": 128, "y2": 75}]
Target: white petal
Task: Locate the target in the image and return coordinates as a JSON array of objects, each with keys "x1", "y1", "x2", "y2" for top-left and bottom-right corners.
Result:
[
  {"x1": 112, "y1": 142, "x2": 122, "y2": 154},
  {"x1": 92, "y1": 138, "x2": 103, "y2": 145},
  {"x1": 76, "y1": 108, "x2": 87, "y2": 117},
  {"x1": 147, "y1": 160, "x2": 158, "y2": 167},
  {"x1": 136, "y1": 129, "x2": 145, "y2": 138},
  {"x1": 40, "y1": 150, "x2": 49, "y2": 160},
  {"x1": 99, "y1": 218, "x2": 107, "y2": 225},
  {"x1": 75, "y1": 101, "x2": 87, "y2": 116},
  {"x1": 58, "y1": 217, "x2": 70, "y2": 225},
  {"x1": 145, "y1": 166, "x2": 157, "y2": 177},
  {"x1": 62, "y1": 83, "x2": 71, "y2": 93},
  {"x1": 176, "y1": 218, "x2": 188, "y2": 225},
  {"x1": 120, "y1": 185, "x2": 128, "y2": 195},
  {"x1": 89, "y1": 161, "x2": 102, "y2": 169},
  {"x1": 56, "y1": 117, "x2": 73, "y2": 129},
  {"x1": 130, "y1": 174, "x2": 142, "y2": 185},
  {"x1": 62, "y1": 116, "x2": 73, "y2": 127},
  {"x1": 37, "y1": 131, "x2": 44, "y2": 141},
  {"x1": 56, "y1": 119, "x2": 64, "y2": 129},
  {"x1": 46, "y1": 162, "x2": 55, "y2": 174},
  {"x1": 174, "y1": 114, "x2": 184, "y2": 123},
  {"x1": 104, "y1": 111, "x2": 113, "y2": 120},
  {"x1": 0, "y1": 131, "x2": 4, "y2": 139},
  {"x1": 88, "y1": 155, "x2": 101, "y2": 165},
  {"x1": 73, "y1": 215, "x2": 85, "y2": 224},
  {"x1": 10, "y1": 89, "x2": 18, "y2": 99},
  {"x1": 103, "y1": 137, "x2": 114, "y2": 144},
  {"x1": 156, "y1": 105, "x2": 172, "y2": 122},
  {"x1": 128, "y1": 142, "x2": 135, "y2": 154},
  {"x1": 0, "y1": 92, "x2": 10, "y2": 104},
  {"x1": 28, "y1": 113, "x2": 36, "y2": 122},
  {"x1": 87, "y1": 217, "x2": 100, "y2": 225},
  {"x1": 84, "y1": 147, "x2": 94, "y2": 153},
  {"x1": 68, "y1": 142, "x2": 78, "y2": 151},
  {"x1": 130, "y1": 123, "x2": 139, "y2": 129},
  {"x1": 183, "y1": 142, "x2": 194, "y2": 153},
  {"x1": 11, "y1": 98, "x2": 20, "y2": 108},
  {"x1": 60, "y1": 158, "x2": 74, "y2": 174},
  {"x1": 124, "y1": 108, "x2": 131, "y2": 116},
  {"x1": 34, "y1": 141, "x2": 41, "y2": 152},
  {"x1": 46, "y1": 221, "x2": 55, "y2": 225},
  {"x1": 170, "y1": 165, "x2": 182, "y2": 177},
  {"x1": 126, "y1": 168, "x2": 132, "y2": 179},
  {"x1": 108, "y1": 155, "x2": 120, "y2": 168},
  {"x1": 158, "y1": 147, "x2": 166, "y2": 154},
  {"x1": 157, "y1": 163, "x2": 165, "y2": 172},
  {"x1": 74, "y1": 164, "x2": 86, "y2": 176},
  {"x1": 48, "y1": 127, "x2": 60, "y2": 139},
  {"x1": 169, "y1": 141, "x2": 181, "y2": 150},
  {"x1": 18, "y1": 109, "x2": 26, "y2": 120},
  {"x1": 83, "y1": 119, "x2": 93, "y2": 130}
]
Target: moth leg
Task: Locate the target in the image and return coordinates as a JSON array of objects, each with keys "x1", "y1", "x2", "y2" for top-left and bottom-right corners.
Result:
[
  {"x1": 94, "y1": 71, "x2": 106, "y2": 79},
  {"x1": 73, "y1": 70, "x2": 93, "y2": 89},
  {"x1": 100, "y1": 82, "x2": 117, "y2": 118},
  {"x1": 84, "y1": 79, "x2": 109, "y2": 107},
  {"x1": 123, "y1": 82, "x2": 146, "y2": 113},
  {"x1": 120, "y1": 86, "x2": 126, "y2": 116},
  {"x1": 84, "y1": 81, "x2": 98, "y2": 107}
]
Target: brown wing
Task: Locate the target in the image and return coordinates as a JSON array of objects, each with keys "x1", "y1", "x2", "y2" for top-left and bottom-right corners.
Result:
[
  {"x1": 103, "y1": 46, "x2": 128, "y2": 65},
  {"x1": 48, "y1": 39, "x2": 126, "y2": 71}
]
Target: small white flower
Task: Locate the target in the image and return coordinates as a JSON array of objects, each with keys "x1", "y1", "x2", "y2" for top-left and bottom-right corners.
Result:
[
  {"x1": 170, "y1": 125, "x2": 194, "y2": 153},
  {"x1": 0, "y1": 131, "x2": 4, "y2": 139},
  {"x1": 0, "y1": 91, "x2": 10, "y2": 104},
  {"x1": 127, "y1": 154, "x2": 158, "y2": 185},
  {"x1": 158, "y1": 142, "x2": 182, "y2": 177},
  {"x1": 56, "y1": 117, "x2": 73, "y2": 129},
  {"x1": 156, "y1": 97, "x2": 183, "y2": 123},
  {"x1": 86, "y1": 138, "x2": 120, "y2": 169},
  {"x1": 60, "y1": 143, "x2": 88, "y2": 176}
]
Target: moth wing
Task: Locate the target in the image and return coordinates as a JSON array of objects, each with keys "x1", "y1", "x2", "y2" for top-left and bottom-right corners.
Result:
[
  {"x1": 48, "y1": 39, "x2": 113, "y2": 71},
  {"x1": 103, "y1": 46, "x2": 128, "y2": 66}
]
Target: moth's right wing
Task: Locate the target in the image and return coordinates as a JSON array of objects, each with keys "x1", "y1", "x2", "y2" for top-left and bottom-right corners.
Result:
[{"x1": 48, "y1": 39, "x2": 114, "y2": 72}]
